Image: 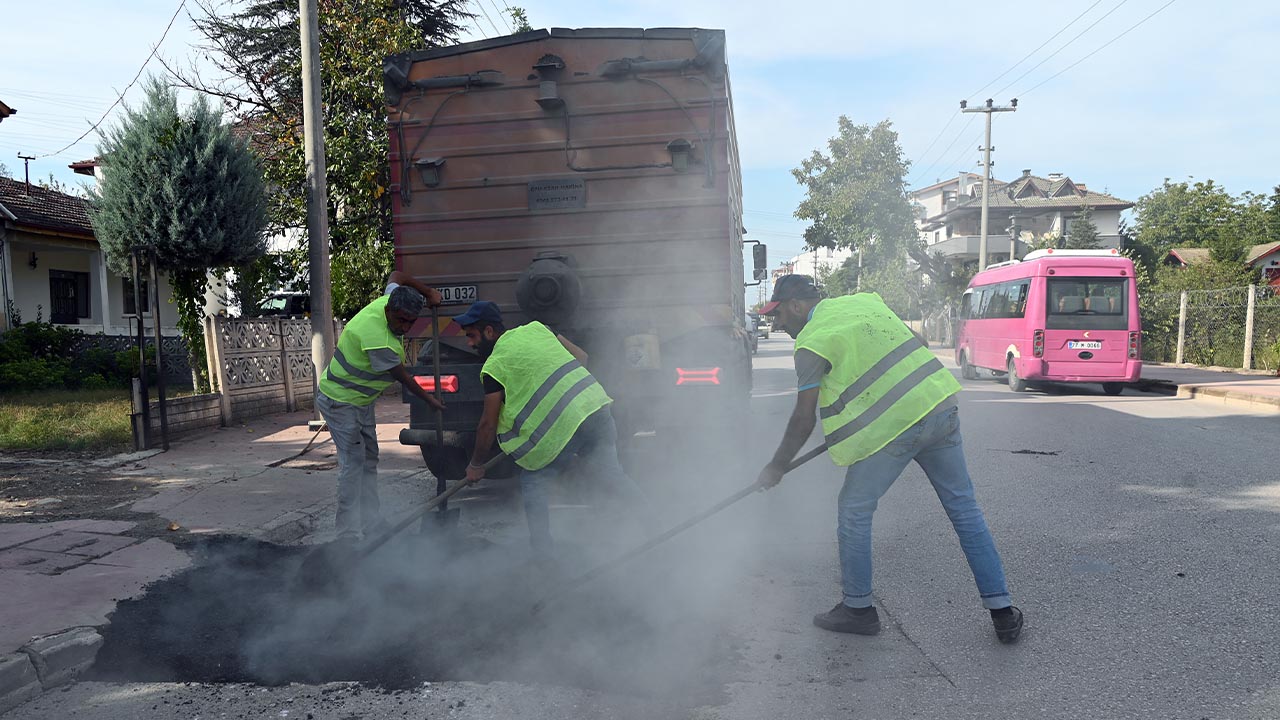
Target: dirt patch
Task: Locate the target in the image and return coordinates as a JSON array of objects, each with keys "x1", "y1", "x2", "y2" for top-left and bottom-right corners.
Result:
[
  {"x1": 0, "y1": 454, "x2": 167, "y2": 526},
  {"x1": 90, "y1": 534, "x2": 732, "y2": 704}
]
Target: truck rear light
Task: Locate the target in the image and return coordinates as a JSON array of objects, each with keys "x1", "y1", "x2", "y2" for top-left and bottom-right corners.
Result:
[
  {"x1": 415, "y1": 375, "x2": 459, "y2": 393},
  {"x1": 1128, "y1": 332, "x2": 1140, "y2": 359},
  {"x1": 676, "y1": 367, "x2": 721, "y2": 386},
  {"x1": 1033, "y1": 330, "x2": 1044, "y2": 358}
]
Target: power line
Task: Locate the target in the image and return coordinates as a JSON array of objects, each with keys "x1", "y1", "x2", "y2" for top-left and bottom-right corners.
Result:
[
  {"x1": 35, "y1": 0, "x2": 186, "y2": 159},
  {"x1": 486, "y1": 0, "x2": 512, "y2": 33},
  {"x1": 991, "y1": 0, "x2": 1133, "y2": 99},
  {"x1": 907, "y1": 110, "x2": 959, "y2": 179},
  {"x1": 909, "y1": 114, "x2": 977, "y2": 187},
  {"x1": 1019, "y1": 0, "x2": 1179, "y2": 97},
  {"x1": 966, "y1": 0, "x2": 1106, "y2": 101},
  {"x1": 471, "y1": 0, "x2": 502, "y2": 37},
  {"x1": 911, "y1": 0, "x2": 1107, "y2": 180}
]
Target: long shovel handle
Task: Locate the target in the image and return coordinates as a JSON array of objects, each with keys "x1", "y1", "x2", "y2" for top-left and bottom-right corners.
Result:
[
  {"x1": 360, "y1": 453, "x2": 505, "y2": 559},
  {"x1": 532, "y1": 443, "x2": 828, "y2": 613}
]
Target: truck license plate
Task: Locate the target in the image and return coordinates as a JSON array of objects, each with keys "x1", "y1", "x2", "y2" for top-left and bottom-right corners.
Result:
[
  {"x1": 438, "y1": 285, "x2": 478, "y2": 305},
  {"x1": 1068, "y1": 340, "x2": 1102, "y2": 350}
]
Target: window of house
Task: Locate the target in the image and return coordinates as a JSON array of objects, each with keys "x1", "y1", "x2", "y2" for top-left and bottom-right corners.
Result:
[
  {"x1": 122, "y1": 277, "x2": 151, "y2": 315},
  {"x1": 49, "y1": 270, "x2": 90, "y2": 324}
]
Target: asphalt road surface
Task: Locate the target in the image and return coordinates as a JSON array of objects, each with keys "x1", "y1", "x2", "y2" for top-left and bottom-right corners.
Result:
[{"x1": 13, "y1": 336, "x2": 1280, "y2": 720}]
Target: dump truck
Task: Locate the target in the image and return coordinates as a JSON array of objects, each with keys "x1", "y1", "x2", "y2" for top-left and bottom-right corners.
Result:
[{"x1": 385, "y1": 27, "x2": 765, "y2": 481}]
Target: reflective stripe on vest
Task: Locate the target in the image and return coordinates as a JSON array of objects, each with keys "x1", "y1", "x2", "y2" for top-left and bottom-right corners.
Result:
[
  {"x1": 795, "y1": 294, "x2": 961, "y2": 467},
  {"x1": 482, "y1": 322, "x2": 611, "y2": 471},
  {"x1": 317, "y1": 295, "x2": 404, "y2": 406}
]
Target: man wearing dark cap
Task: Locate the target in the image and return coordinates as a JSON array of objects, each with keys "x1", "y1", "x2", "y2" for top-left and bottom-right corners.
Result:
[
  {"x1": 756, "y1": 275, "x2": 1022, "y2": 644},
  {"x1": 316, "y1": 271, "x2": 446, "y2": 541},
  {"x1": 454, "y1": 301, "x2": 648, "y2": 558}
]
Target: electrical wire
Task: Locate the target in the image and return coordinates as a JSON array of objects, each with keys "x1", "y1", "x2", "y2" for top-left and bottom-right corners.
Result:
[
  {"x1": 471, "y1": 0, "x2": 502, "y2": 37},
  {"x1": 909, "y1": 114, "x2": 977, "y2": 187},
  {"x1": 486, "y1": 0, "x2": 512, "y2": 33},
  {"x1": 35, "y1": 0, "x2": 186, "y2": 159},
  {"x1": 911, "y1": 0, "x2": 1113, "y2": 179},
  {"x1": 966, "y1": 0, "x2": 1106, "y2": 101},
  {"x1": 991, "y1": 0, "x2": 1133, "y2": 98},
  {"x1": 1018, "y1": 0, "x2": 1179, "y2": 97}
]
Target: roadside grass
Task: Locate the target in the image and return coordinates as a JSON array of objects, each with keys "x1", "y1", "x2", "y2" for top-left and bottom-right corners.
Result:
[{"x1": 0, "y1": 389, "x2": 133, "y2": 452}]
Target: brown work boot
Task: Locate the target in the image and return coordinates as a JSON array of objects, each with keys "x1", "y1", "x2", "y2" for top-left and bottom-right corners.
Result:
[{"x1": 813, "y1": 603, "x2": 881, "y2": 635}]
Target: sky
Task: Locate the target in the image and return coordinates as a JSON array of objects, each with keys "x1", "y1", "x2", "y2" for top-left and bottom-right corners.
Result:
[{"x1": 2, "y1": 0, "x2": 1278, "y2": 268}]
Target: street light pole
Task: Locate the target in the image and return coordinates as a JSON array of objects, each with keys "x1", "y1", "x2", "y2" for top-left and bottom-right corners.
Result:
[
  {"x1": 961, "y1": 98, "x2": 1017, "y2": 271},
  {"x1": 300, "y1": 0, "x2": 334, "y2": 421}
]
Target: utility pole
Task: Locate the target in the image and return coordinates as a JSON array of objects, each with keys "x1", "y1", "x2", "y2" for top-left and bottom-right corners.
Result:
[
  {"x1": 960, "y1": 98, "x2": 1017, "y2": 271},
  {"x1": 17, "y1": 154, "x2": 34, "y2": 192},
  {"x1": 300, "y1": 0, "x2": 334, "y2": 424}
]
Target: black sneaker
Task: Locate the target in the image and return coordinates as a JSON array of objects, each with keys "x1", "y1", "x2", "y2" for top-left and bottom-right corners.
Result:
[
  {"x1": 813, "y1": 603, "x2": 881, "y2": 635},
  {"x1": 992, "y1": 606, "x2": 1024, "y2": 644}
]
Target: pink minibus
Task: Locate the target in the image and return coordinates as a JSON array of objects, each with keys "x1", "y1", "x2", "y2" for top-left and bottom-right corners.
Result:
[{"x1": 955, "y1": 248, "x2": 1141, "y2": 394}]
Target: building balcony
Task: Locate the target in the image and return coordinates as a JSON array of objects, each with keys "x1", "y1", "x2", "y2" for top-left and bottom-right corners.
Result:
[{"x1": 925, "y1": 234, "x2": 1124, "y2": 262}]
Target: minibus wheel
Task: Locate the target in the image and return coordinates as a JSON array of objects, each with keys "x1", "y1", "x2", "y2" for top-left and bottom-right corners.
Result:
[
  {"x1": 1102, "y1": 383, "x2": 1125, "y2": 396},
  {"x1": 1007, "y1": 357, "x2": 1027, "y2": 392},
  {"x1": 960, "y1": 352, "x2": 978, "y2": 380}
]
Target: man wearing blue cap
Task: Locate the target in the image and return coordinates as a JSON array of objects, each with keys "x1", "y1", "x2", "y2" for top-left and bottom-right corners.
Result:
[
  {"x1": 316, "y1": 271, "x2": 446, "y2": 542},
  {"x1": 453, "y1": 301, "x2": 648, "y2": 557}
]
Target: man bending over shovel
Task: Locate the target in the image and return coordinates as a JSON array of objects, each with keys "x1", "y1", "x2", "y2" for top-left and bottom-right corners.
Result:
[
  {"x1": 456, "y1": 301, "x2": 649, "y2": 562},
  {"x1": 755, "y1": 274, "x2": 1023, "y2": 644},
  {"x1": 316, "y1": 271, "x2": 446, "y2": 542}
]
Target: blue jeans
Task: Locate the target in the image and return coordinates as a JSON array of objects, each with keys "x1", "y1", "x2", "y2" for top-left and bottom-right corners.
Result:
[
  {"x1": 315, "y1": 391, "x2": 383, "y2": 539},
  {"x1": 837, "y1": 405, "x2": 1012, "y2": 610},
  {"x1": 520, "y1": 408, "x2": 649, "y2": 554}
]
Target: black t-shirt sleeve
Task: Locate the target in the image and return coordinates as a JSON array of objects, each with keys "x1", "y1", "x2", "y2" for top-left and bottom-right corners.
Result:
[{"x1": 482, "y1": 373, "x2": 504, "y2": 395}]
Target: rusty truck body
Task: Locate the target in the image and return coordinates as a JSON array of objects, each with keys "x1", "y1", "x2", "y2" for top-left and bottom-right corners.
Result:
[{"x1": 385, "y1": 28, "x2": 762, "y2": 479}]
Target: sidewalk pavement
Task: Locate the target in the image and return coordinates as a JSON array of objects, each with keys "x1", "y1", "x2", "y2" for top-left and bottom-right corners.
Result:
[
  {"x1": 931, "y1": 346, "x2": 1280, "y2": 412},
  {"x1": 0, "y1": 395, "x2": 459, "y2": 709}
]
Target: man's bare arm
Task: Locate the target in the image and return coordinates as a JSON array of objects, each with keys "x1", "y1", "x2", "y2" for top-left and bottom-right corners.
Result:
[
  {"x1": 557, "y1": 334, "x2": 589, "y2": 364},
  {"x1": 389, "y1": 270, "x2": 443, "y2": 307}
]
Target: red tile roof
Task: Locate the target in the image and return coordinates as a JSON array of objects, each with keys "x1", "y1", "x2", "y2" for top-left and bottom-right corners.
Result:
[{"x1": 0, "y1": 176, "x2": 94, "y2": 238}]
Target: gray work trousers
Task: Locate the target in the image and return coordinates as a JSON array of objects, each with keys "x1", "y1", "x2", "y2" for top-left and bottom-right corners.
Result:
[{"x1": 315, "y1": 391, "x2": 383, "y2": 539}]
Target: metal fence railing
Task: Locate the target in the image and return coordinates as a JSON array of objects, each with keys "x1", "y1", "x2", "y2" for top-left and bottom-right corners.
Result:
[{"x1": 1142, "y1": 285, "x2": 1280, "y2": 371}]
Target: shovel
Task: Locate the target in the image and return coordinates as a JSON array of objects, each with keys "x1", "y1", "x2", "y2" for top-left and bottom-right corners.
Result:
[
  {"x1": 530, "y1": 442, "x2": 828, "y2": 614},
  {"x1": 294, "y1": 453, "x2": 504, "y2": 592}
]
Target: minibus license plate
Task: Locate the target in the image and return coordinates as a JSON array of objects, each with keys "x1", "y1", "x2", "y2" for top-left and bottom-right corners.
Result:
[
  {"x1": 1068, "y1": 340, "x2": 1102, "y2": 350},
  {"x1": 439, "y1": 285, "x2": 478, "y2": 305}
]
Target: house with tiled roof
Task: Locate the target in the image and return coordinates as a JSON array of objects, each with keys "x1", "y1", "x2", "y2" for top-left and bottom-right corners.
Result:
[
  {"x1": 0, "y1": 175, "x2": 181, "y2": 334},
  {"x1": 911, "y1": 169, "x2": 1134, "y2": 266},
  {"x1": 0, "y1": 100, "x2": 15, "y2": 124},
  {"x1": 1165, "y1": 242, "x2": 1280, "y2": 286}
]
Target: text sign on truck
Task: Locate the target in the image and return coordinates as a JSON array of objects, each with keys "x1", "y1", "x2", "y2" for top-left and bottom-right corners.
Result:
[{"x1": 528, "y1": 178, "x2": 586, "y2": 210}]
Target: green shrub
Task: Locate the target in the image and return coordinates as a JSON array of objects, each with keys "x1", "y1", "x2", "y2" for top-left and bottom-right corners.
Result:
[
  {"x1": 80, "y1": 374, "x2": 113, "y2": 391},
  {"x1": 0, "y1": 358, "x2": 71, "y2": 392}
]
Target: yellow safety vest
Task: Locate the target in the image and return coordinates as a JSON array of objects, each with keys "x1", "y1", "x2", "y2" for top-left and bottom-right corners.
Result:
[
  {"x1": 795, "y1": 294, "x2": 960, "y2": 466},
  {"x1": 482, "y1": 322, "x2": 611, "y2": 471},
  {"x1": 317, "y1": 295, "x2": 405, "y2": 406}
]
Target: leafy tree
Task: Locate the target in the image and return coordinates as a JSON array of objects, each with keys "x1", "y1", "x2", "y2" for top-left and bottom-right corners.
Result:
[
  {"x1": 36, "y1": 173, "x2": 84, "y2": 197},
  {"x1": 174, "y1": 0, "x2": 469, "y2": 317},
  {"x1": 791, "y1": 116, "x2": 960, "y2": 313},
  {"x1": 1133, "y1": 178, "x2": 1236, "y2": 257},
  {"x1": 90, "y1": 78, "x2": 268, "y2": 390},
  {"x1": 1064, "y1": 204, "x2": 1101, "y2": 249},
  {"x1": 0, "y1": 162, "x2": 10, "y2": 178},
  {"x1": 228, "y1": 252, "x2": 294, "y2": 316},
  {"x1": 507, "y1": 6, "x2": 533, "y2": 32}
]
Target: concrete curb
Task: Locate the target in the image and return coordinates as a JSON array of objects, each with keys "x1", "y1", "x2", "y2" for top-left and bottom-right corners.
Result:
[
  {"x1": 1176, "y1": 384, "x2": 1280, "y2": 412},
  {"x1": 933, "y1": 347, "x2": 1280, "y2": 411},
  {"x1": 2, "y1": 628, "x2": 103, "y2": 715},
  {"x1": 0, "y1": 653, "x2": 40, "y2": 715}
]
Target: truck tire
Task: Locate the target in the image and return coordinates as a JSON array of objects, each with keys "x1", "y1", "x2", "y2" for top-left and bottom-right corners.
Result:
[{"x1": 1102, "y1": 382, "x2": 1125, "y2": 396}]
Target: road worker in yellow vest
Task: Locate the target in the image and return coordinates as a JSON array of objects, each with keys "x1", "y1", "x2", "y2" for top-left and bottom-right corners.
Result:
[
  {"x1": 316, "y1": 271, "x2": 445, "y2": 542},
  {"x1": 757, "y1": 274, "x2": 1023, "y2": 644},
  {"x1": 457, "y1": 301, "x2": 649, "y2": 559}
]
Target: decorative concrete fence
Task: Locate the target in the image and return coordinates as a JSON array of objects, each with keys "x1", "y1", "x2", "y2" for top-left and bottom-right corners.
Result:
[{"x1": 203, "y1": 316, "x2": 340, "y2": 425}]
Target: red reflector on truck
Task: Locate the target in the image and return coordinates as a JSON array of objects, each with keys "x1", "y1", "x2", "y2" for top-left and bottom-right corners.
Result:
[
  {"x1": 676, "y1": 367, "x2": 721, "y2": 386},
  {"x1": 415, "y1": 375, "x2": 459, "y2": 393}
]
